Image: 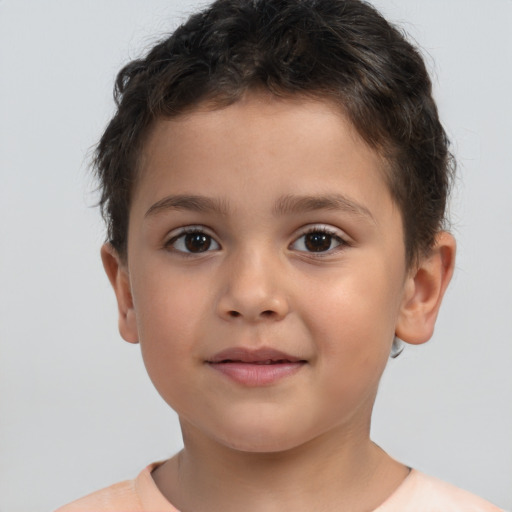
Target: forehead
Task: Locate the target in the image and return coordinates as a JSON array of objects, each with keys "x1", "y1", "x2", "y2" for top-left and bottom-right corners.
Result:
[
  {"x1": 137, "y1": 93, "x2": 388, "y2": 199},
  {"x1": 132, "y1": 93, "x2": 389, "y2": 226}
]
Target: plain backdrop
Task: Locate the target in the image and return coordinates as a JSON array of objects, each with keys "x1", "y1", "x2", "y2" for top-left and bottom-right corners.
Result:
[{"x1": 1, "y1": 0, "x2": 511, "y2": 510}]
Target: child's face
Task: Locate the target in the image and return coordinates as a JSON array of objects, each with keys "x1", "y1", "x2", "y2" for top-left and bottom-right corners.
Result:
[{"x1": 115, "y1": 93, "x2": 415, "y2": 452}]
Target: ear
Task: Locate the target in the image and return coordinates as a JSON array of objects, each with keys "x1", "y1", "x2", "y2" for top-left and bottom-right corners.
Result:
[
  {"x1": 100, "y1": 243, "x2": 139, "y2": 344},
  {"x1": 395, "y1": 232, "x2": 456, "y2": 345}
]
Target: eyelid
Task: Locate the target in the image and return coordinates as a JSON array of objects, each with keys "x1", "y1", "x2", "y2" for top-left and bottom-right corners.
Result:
[
  {"x1": 166, "y1": 224, "x2": 216, "y2": 239},
  {"x1": 164, "y1": 225, "x2": 221, "y2": 253},
  {"x1": 289, "y1": 224, "x2": 350, "y2": 254}
]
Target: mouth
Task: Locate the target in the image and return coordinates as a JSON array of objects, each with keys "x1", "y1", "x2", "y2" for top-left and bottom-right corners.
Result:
[{"x1": 206, "y1": 347, "x2": 307, "y2": 386}]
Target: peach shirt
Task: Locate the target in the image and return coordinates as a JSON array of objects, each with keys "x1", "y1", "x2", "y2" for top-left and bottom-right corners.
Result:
[{"x1": 55, "y1": 462, "x2": 504, "y2": 512}]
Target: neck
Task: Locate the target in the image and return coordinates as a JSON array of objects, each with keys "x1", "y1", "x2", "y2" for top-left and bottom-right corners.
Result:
[{"x1": 152, "y1": 422, "x2": 409, "y2": 512}]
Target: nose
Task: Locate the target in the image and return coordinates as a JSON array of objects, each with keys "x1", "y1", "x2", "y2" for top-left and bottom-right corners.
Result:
[{"x1": 216, "y1": 251, "x2": 290, "y2": 322}]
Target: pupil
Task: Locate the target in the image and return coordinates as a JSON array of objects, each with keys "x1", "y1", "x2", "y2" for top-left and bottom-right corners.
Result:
[
  {"x1": 305, "y1": 232, "x2": 331, "y2": 252},
  {"x1": 185, "y1": 233, "x2": 211, "y2": 252}
]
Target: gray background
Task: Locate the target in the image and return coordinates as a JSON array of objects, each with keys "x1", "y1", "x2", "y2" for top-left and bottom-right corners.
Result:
[{"x1": 1, "y1": 0, "x2": 511, "y2": 510}]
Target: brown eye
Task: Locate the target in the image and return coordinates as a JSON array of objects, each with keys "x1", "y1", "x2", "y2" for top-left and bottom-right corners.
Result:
[
  {"x1": 167, "y1": 229, "x2": 220, "y2": 254},
  {"x1": 291, "y1": 228, "x2": 344, "y2": 253},
  {"x1": 184, "y1": 233, "x2": 212, "y2": 252},
  {"x1": 304, "y1": 232, "x2": 333, "y2": 252}
]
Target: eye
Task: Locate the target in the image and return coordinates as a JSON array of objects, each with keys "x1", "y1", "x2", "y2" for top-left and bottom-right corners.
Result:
[
  {"x1": 290, "y1": 226, "x2": 346, "y2": 253},
  {"x1": 166, "y1": 227, "x2": 220, "y2": 254}
]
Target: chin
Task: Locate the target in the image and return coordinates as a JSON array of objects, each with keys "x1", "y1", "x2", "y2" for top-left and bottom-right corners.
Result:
[
  {"x1": 222, "y1": 434, "x2": 297, "y2": 453},
  {"x1": 208, "y1": 415, "x2": 319, "y2": 454}
]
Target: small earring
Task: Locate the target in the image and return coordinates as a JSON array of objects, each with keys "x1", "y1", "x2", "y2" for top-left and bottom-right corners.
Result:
[{"x1": 390, "y1": 335, "x2": 405, "y2": 358}]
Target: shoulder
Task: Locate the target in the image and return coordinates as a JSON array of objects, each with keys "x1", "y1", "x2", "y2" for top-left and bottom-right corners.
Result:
[
  {"x1": 54, "y1": 479, "x2": 142, "y2": 512},
  {"x1": 376, "y1": 470, "x2": 504, "y2": 512},
  {"x1": 54, "y1": 462, "x2": 178, "y2": 512}
]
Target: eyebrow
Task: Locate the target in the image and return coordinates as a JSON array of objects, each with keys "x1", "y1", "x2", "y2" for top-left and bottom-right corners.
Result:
[
  {"x1": 273, "y1": 194, "x2": 375, "y2": 222},
  {"x1": 145, "y1": 194, "x2": 230, "y2": 218},
  {"x1": 144, "y1": 193, "x2": 374, "y2": 222}
]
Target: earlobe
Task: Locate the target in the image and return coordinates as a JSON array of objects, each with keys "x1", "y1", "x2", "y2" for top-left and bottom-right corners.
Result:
[
  {"x1": 100, "y1": 243, "x2": 139, "y2": 344},
  {"x1": 395, "y1": 232, "x2": 456, "y2": 345}
]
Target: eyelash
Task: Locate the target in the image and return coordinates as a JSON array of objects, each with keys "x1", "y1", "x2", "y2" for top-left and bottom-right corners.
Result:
[
  {"x1": 164, "y1": 225, "x2": 348, "y2": 256},
  {"x1": 164, "y1": 226, "x2": 220, "y2": 255},
  {"x1": 289, "y1": 225, "x2": 348, "y2": 256}
]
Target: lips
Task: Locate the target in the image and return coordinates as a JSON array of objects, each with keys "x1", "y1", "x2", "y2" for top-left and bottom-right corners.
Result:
[
  {"x1": 207, "y1": 347, "x2": 304, "y2": 364},
  {"x1": 206, "y1": 347, "x2": 307, "y2": 386}
]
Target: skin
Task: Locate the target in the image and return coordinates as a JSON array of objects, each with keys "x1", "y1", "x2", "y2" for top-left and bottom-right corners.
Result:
[{"x1": 102, "y1": 93, "x2": 455, "y2": 512}]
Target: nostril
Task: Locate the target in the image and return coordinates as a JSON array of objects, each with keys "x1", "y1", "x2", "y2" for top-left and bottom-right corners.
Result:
[{"x1": 228, "y1": 310, "x2": 275, "y2": 318}]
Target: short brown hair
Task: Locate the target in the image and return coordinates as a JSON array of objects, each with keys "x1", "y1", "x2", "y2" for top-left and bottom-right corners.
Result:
[{"x1": 95, "y1": 0, "x2": 454, "y2": 266}]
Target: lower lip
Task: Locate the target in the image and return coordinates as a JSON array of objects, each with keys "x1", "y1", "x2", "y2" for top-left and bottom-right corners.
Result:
[{"x1": 207, "y1": 361, "x2": 305, "y2": 386}]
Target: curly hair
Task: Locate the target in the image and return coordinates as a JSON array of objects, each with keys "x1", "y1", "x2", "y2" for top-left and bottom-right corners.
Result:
[{"x1": 95, "y1": 0, "x2": 454, "y2": 266}]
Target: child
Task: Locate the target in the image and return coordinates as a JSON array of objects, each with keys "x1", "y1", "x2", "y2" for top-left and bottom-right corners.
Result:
[{"x1": 56, "y1": 0, "x2": 503, "y2": 510}]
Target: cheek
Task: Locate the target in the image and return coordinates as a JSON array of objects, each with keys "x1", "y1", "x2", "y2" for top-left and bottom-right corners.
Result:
[
  {"x1": 131, "y1": 268, "x2": 211, "y2": 383},
  {"x1": 308, "y1": 269, "x2": 399, "y2": 341},
  {"x1": 135, "y1": 291, "x2": 208, "y2": 418},
  {"x1": 133, "y1": 263, "x2": 209, "y2": 338},
  {"x1": 304, "y1": 266, "x2": 401, "y2": 382}
]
